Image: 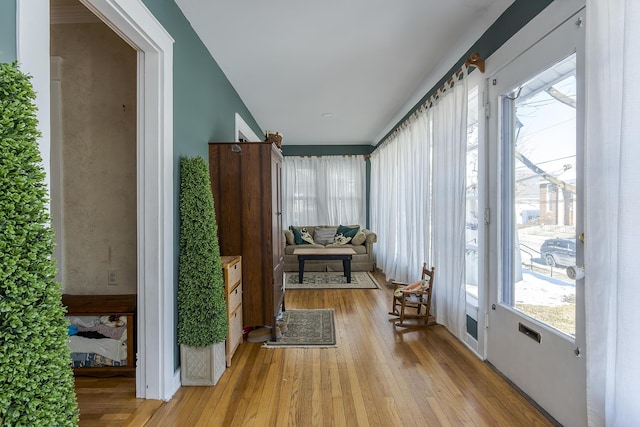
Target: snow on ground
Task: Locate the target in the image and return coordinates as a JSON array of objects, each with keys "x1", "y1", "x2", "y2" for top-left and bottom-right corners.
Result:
[{"x1": 515, "y1": 269, "x2": 575, "y2": 306}]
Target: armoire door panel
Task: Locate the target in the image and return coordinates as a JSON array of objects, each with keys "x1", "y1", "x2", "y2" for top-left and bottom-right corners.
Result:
[{"x1": 209, "y1": 142, "x2": 284, "y2": 336}]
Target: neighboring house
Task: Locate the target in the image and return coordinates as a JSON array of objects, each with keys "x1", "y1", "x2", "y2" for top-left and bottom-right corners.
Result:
[{"x1": 2, "y1": 0, "x2": 630, "y2": 425}]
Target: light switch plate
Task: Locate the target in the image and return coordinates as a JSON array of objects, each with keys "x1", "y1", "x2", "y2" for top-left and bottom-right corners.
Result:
[{"x1": 108, "y1": 269, "x2": 119, "y2": 285}]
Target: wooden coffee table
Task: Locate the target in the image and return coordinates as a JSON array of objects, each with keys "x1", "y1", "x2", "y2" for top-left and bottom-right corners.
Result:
[{"x1": 293, "y1": 248, "x2": 357, "y2": 283}]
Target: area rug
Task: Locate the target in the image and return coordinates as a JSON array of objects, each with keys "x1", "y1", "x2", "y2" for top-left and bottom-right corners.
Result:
[
  {"x1": 285, "y1": 271, "x2": 381, "y2": 289},
  {"x1": 263, "y1": 309, "x2": 336, "y2": 348}
]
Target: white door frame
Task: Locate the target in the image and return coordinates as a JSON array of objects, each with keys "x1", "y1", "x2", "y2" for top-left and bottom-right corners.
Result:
[
  {"x1": 235, "y1": 113, "x2": 261, "y2": 142},
  {"x1": 463, "y1": 70, "x2": 487, "y2": 359},
  {"x1": 18, "y1": 0, "x2": 178, "y2": 400}
]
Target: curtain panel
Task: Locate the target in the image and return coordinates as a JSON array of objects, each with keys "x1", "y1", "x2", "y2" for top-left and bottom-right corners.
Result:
[
  {"x1": 370, "y1": 111, "x2": 432, "y2": 283},
  {"x1": 282, "y1": 156, "x2": 366, "y2": 228},
  {"x1": 431, "y1": 77, "x2": 468, "y2": 340},
  {"x1": 370, "y1": 74, "x2": 468, "y2": 341},
  {"x1": 585, "y1": 0, "x2": 640, "y2": 424}
]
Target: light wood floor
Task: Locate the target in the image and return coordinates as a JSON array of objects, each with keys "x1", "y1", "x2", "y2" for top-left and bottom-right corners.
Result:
[{"x1": 75, "y1": 272, "x2": 556, "y2": 426}]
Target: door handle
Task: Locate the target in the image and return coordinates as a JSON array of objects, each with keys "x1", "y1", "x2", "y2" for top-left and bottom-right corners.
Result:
[{"x1": 566, "y1": 266, "x2": 585, "y2": 280}]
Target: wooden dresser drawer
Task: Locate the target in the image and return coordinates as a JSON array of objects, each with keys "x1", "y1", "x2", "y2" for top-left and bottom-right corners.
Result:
[
  {"x1": 221, "y1": 255, "x2": 242, "y2": 367},
  {"x1": 228, "y1": 282, "x2": 242, "y2": 312},
  {"x1": 229, "y1": 307, "x2": 243, "y2": 351},
  {"x1": 226, "y1": 259, "x2": 242, "y2": 287}
]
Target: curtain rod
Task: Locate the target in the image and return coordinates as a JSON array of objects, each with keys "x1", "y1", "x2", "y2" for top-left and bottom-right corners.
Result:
[
  {"x1": 297, "y1": 154, "x2": 369, "y2": 159},
  {"x1": 379, "y1": 52, "x2": 485, "y2": 147},
  {"x1": 439, "y1": 53, "x2": 485, "y2": 94}
]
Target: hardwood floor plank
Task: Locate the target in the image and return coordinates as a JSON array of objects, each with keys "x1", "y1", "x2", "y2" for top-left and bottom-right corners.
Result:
[
  {"x1": 254, "y1": 348, "x2": 284, "y2": 426},
  {"x1": 273, "y1": 349, "x2": 296, "y2": 426},
  {"x1": 74, "y1": 272, "x2": 555, "y2": 427},
  {"x1": 122, "y1": 400, "x2": 163, "y2": 427},
  {"x1": 337, "y1": 324, "x2": 371, "y2": 426},
  {"x1": 203, "y1": 341, "x2": 253, "y2": 424},
  {"x1": 353, "y1": 289, "x2": 430, "y2": 425}
]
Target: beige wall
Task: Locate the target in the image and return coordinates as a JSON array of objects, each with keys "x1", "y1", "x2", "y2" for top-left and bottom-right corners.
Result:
[{"x1": 51, "y1": 22, "x2": 137, "y2": 294}]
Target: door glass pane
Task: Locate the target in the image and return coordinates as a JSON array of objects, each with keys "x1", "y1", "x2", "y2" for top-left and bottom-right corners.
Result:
[
  {"x1": 504, "y1": 53, "x2": 577, "y2": 337},
  {"x1": 466, "y1": 85, "x2": 479, "y2": 303}
]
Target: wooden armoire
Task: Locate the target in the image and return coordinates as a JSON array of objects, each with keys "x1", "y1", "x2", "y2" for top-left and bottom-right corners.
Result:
[{"x1": 208, "y1": 142, "x2": 284, "y2": 339}]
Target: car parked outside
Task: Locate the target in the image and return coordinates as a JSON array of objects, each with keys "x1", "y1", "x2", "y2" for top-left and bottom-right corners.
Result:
[{"x1": 540, "y1": 238, "x2": 576, "y2": 267}]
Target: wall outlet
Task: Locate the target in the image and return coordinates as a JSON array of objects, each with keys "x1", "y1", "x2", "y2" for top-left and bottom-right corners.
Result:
[{"x1": 108, "y1": 269, "x2": 119, "y2": 285}]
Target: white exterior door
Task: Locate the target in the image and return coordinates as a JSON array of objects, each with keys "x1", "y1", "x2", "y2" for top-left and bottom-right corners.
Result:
[{"x1": 486, "y1": 11, "x2": 586, "y2": 427}]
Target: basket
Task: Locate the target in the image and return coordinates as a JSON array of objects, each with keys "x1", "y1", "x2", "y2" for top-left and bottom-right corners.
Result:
[{"x1": 266, "y1": 131, "x2": 283, "y2": 148}]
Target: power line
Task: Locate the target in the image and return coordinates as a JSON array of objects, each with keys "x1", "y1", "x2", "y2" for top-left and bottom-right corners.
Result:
[{"x1": 515, "y1": 154, "x2": 575, "y2": 171}]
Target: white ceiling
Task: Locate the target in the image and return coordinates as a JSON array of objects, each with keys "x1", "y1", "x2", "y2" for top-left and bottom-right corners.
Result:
[{"x1": 174, "y1": 0, "x2": 514, "y2": 146}]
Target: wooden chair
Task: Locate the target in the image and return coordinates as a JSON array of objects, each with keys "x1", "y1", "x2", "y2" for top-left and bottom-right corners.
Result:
[{"x1": 388, "y1": 263, "x2": 434, "y2": 326}]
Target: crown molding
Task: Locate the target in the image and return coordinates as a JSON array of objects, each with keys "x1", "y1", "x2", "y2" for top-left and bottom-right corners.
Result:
[{"x1": 51, "y1": 5, "x2": 101, "y2": 24}]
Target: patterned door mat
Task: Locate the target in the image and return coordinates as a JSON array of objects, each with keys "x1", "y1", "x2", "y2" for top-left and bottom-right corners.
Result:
[
  {"x1": 264, "y1": 309, "x2": 336, "y2": 348},
  {"x1": 285, "y1": 271, "x2": 380, "y2": 289}
]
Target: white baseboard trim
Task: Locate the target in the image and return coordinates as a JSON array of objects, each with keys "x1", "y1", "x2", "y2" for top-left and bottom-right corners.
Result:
[{"x1": 166, "y1": 368, "x2": 182, "y2": 402}]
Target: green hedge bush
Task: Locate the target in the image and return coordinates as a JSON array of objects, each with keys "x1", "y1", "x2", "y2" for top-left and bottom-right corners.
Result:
[
  {"x1": 177, "y1": 156, "x2": 228, "y2": 347},
  {"x1": 0, "y1": 62, "x2": 78, "y2": 425}
]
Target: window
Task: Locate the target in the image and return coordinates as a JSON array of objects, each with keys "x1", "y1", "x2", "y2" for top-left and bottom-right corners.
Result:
[
  {"x1": 466, "y1": 85, "x2": 480, "y2": 301},
  {"x1": 501, "y1": 53, "x2": 578, "y2": 337},
  {"x1": 282, "y1": 156, "x2": 366, "y2": 227}
]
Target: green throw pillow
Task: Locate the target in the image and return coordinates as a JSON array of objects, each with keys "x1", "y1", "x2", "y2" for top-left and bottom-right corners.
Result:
[
  {"x1": 290, "y1": 226, "x2": 303, "y2": 245},
  {"x1": 291, "y1": 226, "x2": 316, "y2": 244},
  {"x1": 337, "y1": 225, "x2": 360, "y2": 239}
]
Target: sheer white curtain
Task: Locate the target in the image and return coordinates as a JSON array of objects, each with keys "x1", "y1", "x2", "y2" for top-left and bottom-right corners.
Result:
[
  {"x1": 585, "y1": 1, "x2": 640, "y2": 424},
  {"x1": 431, "y1": 75, "x2": 468, "y2": 340},
  {"x1": 370, "y1": 112, "x2": 431, "y2": 283},
  {"x1": 282, "y1": 156, "x2": 366, "y2": 227},
  {"x1": 371, "y1": 73, "x2": 469, "y2": 342}
]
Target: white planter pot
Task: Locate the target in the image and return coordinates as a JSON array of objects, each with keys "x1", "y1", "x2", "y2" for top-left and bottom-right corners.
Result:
[{"x1": 180, "y1": 341, "x2": 226, "y2": 386}]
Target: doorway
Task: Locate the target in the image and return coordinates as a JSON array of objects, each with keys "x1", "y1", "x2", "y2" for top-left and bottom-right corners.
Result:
[
  {"x1": 50, "y1": 0, "x2": 138, "y2": 392},
  {"x1": 486, "y1": 10, "x2": 586, "y2": 426},
  {"x1": 50, "y1": 0, "x2": 137, "y2": 303},
  {"x1": 23, "y1": 0, "x2": 176, "y2": 399}
]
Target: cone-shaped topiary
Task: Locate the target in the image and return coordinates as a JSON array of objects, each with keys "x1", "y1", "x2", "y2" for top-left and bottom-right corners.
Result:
[
  {"x1": 0, "y1": 62, "x2": 79, "y2": 426},
  {"x1": 177, "y1": 156, "x2": 228, "y2": 347}
]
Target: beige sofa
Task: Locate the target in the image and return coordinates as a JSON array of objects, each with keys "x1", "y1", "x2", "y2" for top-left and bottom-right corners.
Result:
[{"x1": 283, "y1": 225, "x2": 377, "y2": 272}]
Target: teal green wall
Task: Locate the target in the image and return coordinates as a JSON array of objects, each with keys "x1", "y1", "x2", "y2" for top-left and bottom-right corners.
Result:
[
  {"x1": 281, "y1": 145, "x2": 373, "y2": 157},
  {"x1": 0, "y1": 0, "x2": 16, "y2": 63},
  {"x1": 141, "y1": 0, "x2": 262, "y2": 156},
  {"x1": 140, "y1": 0, "x2": 264, "y2": 369}
]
